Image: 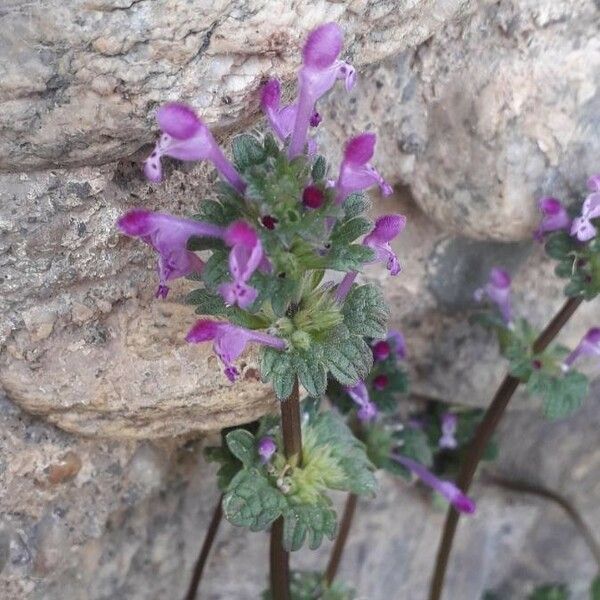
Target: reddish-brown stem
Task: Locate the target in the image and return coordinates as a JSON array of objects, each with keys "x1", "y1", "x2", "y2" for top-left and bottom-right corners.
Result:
[
  {"x1": 185, "y1": 494, "x2": 224, "y2": 600},
  {"x1": 270, "y1": 379, "x2": 301, "y2": 600},
  {"x1": 325, "y1": 493, "x2": 358, "y2": 585},
  {"x1": 428, "y1": 296, "x2": 583, "y2": 600}
]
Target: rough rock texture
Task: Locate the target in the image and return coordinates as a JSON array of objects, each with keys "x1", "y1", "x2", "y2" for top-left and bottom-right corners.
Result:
[
  {"x1": 0, "y1": 0, "x2": 473, "y2": 171},
  {"x1": 0, "y1": 384, "x2": 598, "y2": 599},
  {"x1": 323, "y1": 0, "x2": 600, "y2": 241}
]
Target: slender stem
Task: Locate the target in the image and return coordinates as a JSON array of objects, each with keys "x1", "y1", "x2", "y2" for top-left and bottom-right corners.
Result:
[
  {"x1": 484, "y1": 473, "x2": 600, "y2": 570},
  {"x1": 428, "y1": 296, "x2": 583, "y2": 600},
  {"x1": 270, "y1": 379, "x2": 301, "y2": 600},
  {"x1": 325, "y1": 493, "x2": 358, "y2": 585},
  {"x1": 185, "y1": 494, "x2": 224, "y2": 600}
]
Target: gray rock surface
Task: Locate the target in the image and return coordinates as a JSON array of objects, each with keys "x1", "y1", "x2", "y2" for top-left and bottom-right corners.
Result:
[
  {"x1": 1, "y1": 384, "x2": 598, "y2": 599},
  {"x1": 0, "y1": 0, "x2": 473, "y2": 171}
]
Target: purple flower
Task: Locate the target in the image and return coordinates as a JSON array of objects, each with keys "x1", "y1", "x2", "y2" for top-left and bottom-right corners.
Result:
[
  {"x1": 218, "y1": 221, "x2": 263, "y2": 309},
  {"x1": 344, "y1": 380, "x2": 378, "y2": 422},
  {"x1": 258, "y1": 437, "x2": 277, "y2": 463},
  {"x1": 392, "y1": 454, "x2": 476, "y2": 514},
  {"x1": 143, "y1": 102, "x2": 245, "y2": 193},
  {"x1": 117, "y1": 210, "x2": 224, "y2": 298},
  {"x1": 261, "y1": 79, "x2": 320, "y2": 153},
  {"x1": 186, "y1": 319, "x2": 287, "y2": 382},
  {"x1": 474, "y1": 267, "x2": 513, "y2": 324},
  {"x1": 363, "y1": 214, "x2": 407, "y2": 276},
  {"x1": 288, "y1": 23, "x2": 356, "y2": 158},
  {"x1": 439, "y1": 412, "x2": 458, "y2": 450},
  {"x1": 570, "y1": 192, "x2": 600, "y2": 242},
  {"x1": 563, "y1": 328, "x2": 600, "y2": 370},
  {"x1": 533, "y1": 197, "x2": 571, "y2": 242},
  {"x1": 372, "y1": 374, "x2": 389, "y2": 391},
  {"x1": 335, "y1": 214, "x2": 406, "y2": 303},
  {"x1": 334, "y1": 133, "x2": 393, "y2": 205},
  {"x1": 387, "y1": 330, "x2": 407, "y2": 360},
  {"x1": 587, "y1": 174, "x2": 600, "y2": 192}
]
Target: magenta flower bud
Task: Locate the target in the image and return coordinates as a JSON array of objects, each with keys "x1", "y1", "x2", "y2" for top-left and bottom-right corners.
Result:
[
  {"x1": 363, "y1": 214, "x2": 407, "y2": 276},
  {"x1": 372, "y1": 340, "x2": 391, "y2": 361},
  {"x1": 345, "y1": 380, "x2": 378, "y2": 422},
  {"x1": 533, "y1": 197, "x2": 571, "y2": 242},
  {"x1": 261, "y1": 215, "x2": 278, "y2": 230},
  {"x1": 186, "y1": 319, "x2": 287, "y2": 382},
  {"x1": 571, "y1": 192, "x2": 600, "y2": 242},
  {"x1": 117, "y1": 210, "x2": 224, "y2": 298},
  {"x1": 334, "y1": 133, "x2": 393, "y2": 204},
  {"x1": 563, "y1": 327, "x2": 600, "y2": 370},
  {"x1": 392, "y1": 455, "x2": 476, "y2": 514},
  {"x1": 474, "y1": 267, "x2": 513, "y2": 324},
  {"x1": 302, "y1": 185, "x2": 325, "y2": 209},
  {"x1": 258, "y1": 437, "x2": 277, "y2": 463},
  {"x1": 143, "y1": 102, "x2": 245, "y2": 193},
  {"x1": 372, "y1": 374, "x2": 389, "y2": 391},
  {"x1": 288, "y1": 23, "x2": 356, "y2": 158},
  {"x1": 439, "y1": 412, "x2": 458, "y2": 450}
]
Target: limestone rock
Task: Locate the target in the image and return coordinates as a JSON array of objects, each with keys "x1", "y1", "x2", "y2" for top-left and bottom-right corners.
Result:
[{"x1": 0, "y1": 0, "x2": 473, "y2": 172}]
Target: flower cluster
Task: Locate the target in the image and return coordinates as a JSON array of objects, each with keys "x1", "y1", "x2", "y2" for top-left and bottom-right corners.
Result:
[
  {"x1": 118, "y1": 22, "x2": 402, "y2": 393},
  {"x1": 533, "y1": 175, "x2": 600, "y2": 300},
  {"x1": 474, "y1": 266, "x2": 596, "y2": 419}
]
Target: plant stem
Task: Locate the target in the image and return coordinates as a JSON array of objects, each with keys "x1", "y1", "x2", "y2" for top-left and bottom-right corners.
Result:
[
  {"x1": 325, "y1": 493, "x2": 358, "y2": 585},
  {"x1": 484, "y1": 472, "x2": 600, "y2": 570},
  {"x1": 270, "y1": 379, "x2": 301, "y2": 600},
  {"x1": 185, "y1": 494, "x2": 224, "y2": 600},
  {"x1": 428, "y1": 296, "x2": 583, "y2": 600}
]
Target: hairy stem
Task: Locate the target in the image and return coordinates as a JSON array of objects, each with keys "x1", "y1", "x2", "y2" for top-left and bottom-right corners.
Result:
[
  {"x1": 428, "y1": 296, "x2": 583, "y2": 600},
  {"x1": 270, "y1": 379, "x2": 301, "y2": 600},
  {"x1": 325, "y1": 493, "x2": 358, "y2": 585},
  {"x1": 185, "y1": 494, "x2": 224, "y2": 600},
  {"x1": 484, "y1": 473, "x2": 600, "y2": 570}
]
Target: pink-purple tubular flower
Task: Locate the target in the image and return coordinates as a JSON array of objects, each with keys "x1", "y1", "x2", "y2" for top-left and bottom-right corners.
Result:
[
  {"x1": 117, "y1": 210, "x2": 224, "y2": 298},
  {"x1": 218, "y1": 221, "x2": 263, "y2": 308},
  {"x1": 439, "y1": 412, "x2": 458, "y2": 450},
  {"x1": 335, "y1": 214, "x2": 406, "y2": 303},
  {"x1": 387, "y1": 330, "x2": 407, "y2": 360},
  {"x1": 261, "y1": 79, "x2": 319, "y2": 153},
  {"x1": 562, "y1": 328, "x2": 600, "y2": 370},
  {"x1": 334, "y1": 133, "x2": 393, "y2": 205},
  {"x1": 392, "y1": 454, "x2": 476, "y2": 514},
  {"x1": 533, "y1": 197, "x2": 571, "y2": 242},
  {"x1": 344, "y1": 381, "x2": 378, "y2": 422},
  {"x1": 571, "y1": 191, "x2": 600, "y2": 242},
  {"x1": 258, "y1": 437, "x2": 277, "y2": 463},
  {"x1": 288, "y1": 23, "x2": 356, "y2": 158},
  {"x1": 474, "y1": 267, "x2": 513, "y2": 325},
  {"x1": 143, "y1": 102, "x2": 245, "y2": 193},
  {"x1": 186, "y1": 319, "x2": 287, "y2": 382}
]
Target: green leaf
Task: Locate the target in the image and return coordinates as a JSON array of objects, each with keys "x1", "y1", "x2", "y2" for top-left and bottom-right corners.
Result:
[
  {"x1": 591, "y1": 576, "x2": 600, "y2": 600},
  {"x1": 232, "y1": 134, "x2": 266, "y2": 170},
  {"x1": 261, "y1": 347, "x2": 295, "y2": 399},
  {"x1": 204, "y1": 446, "x2": 241, "y2": 491},
  {"x1": 225, "y1": 429, "x2": 258, "y2": 467},
  {"x1": 398, "y1": 428, "x2": 434, "y2": 470},
  {"x1": 545, "y1": 231, "x2": 575, "y2": 260},
  {"x1": 535, "y1": 371, "x2": 589, "y2": 420},
  {"x1": 282, "y1": 503, "x2": 338, "y2": 551},
  {"x1": 326, "y1": 244, "x2": 375, "y2": 271},
  {"x1": 201, "y1": 249, "x2": 230, "y2": 287},
  {"x1": 311, "y1": 155, "x2": 327, "y2": 181},
  {"x1": 343, "y1": 193, "x2": 370, "y2": 219},
  {"x1": 331, "y1": 217, "x2": 372, "y2": 245},
  {"x1": 194, "y1": 197, "x2": 243, "y2": 226},
  {"x1": 222, "y1": 468, "x2": 285, "y2": 531},
  {"x1": 342, "y1": 284, "x2": 389, "y2": 339},
  {"x1": 186, "y1": 288, "x2": 227, "y2": 316},
  {"x1": 322, "y1": 331, "x2": 372, "y2": 386},
  {"x1": 528, "y1": 583, "x2": 569, "y2": 600},
  {"x1": 293, "y1": 351, "x2": 328, "y2": 397}
]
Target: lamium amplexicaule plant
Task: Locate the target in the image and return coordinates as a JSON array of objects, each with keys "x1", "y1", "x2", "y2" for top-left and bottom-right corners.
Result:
[{"x1": 115, "y1": 21, "x2": 600, "y2": 600}]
